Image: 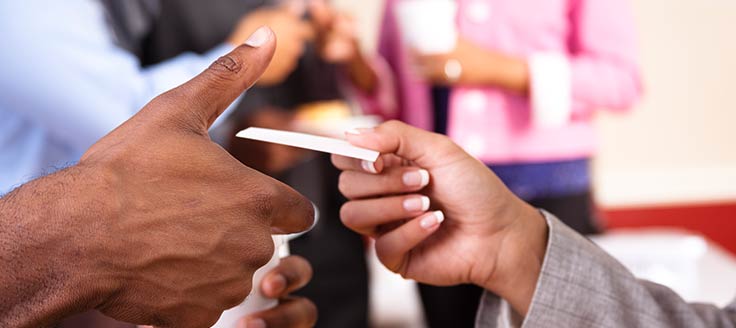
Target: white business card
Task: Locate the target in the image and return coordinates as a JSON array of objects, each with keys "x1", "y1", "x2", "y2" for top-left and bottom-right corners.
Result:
[{"x1": 236, "y1": 127, "x2": 380, "y2": 162}]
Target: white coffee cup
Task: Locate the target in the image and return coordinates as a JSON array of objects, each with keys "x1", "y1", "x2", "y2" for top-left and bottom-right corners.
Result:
[
  {"x1": 211, "y1": 235, "x2": 285, "y2": 328},
  {"x1": 395, "y1": 0, "x2": 458, "y2": 54},
  {"x1": 211, "y1": 205, "x2": 319, "y2": 328}
]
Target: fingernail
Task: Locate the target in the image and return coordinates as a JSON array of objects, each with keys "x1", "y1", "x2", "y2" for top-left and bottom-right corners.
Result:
[
  {"x1": 345, "y1": 127, "x2": 374, "y2": 136},
  {"x1": 420, "y1": 211, "x2": 445, "y2": 230},
  {"x1": 402, "y1": 169, "x2": 430, "y2": 188},
  {"x1": 246, "y1": 318, "x2": 267, "y2": 328},
  {"x1": 361, "y1": 160, "x2": 378, "y2": 173},
  {"x1": 266, "y1": 274, "x2": 287, "y2": 296},
  {"x1": 403, "y1": 196, "x2": 430, "y2": 212},
  {"x1": 245, "y1": 26, "x2": 272, "y2": 48}
]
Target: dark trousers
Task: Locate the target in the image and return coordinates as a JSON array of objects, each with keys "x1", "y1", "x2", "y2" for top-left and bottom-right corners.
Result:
[{"x1": 420, "y1": 191, "x2": 599, "y2": 328}]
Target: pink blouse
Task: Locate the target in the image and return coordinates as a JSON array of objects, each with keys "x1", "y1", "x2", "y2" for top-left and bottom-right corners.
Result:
[{"x1": 355, "y1": 0, "x2": 643, "y2": 164}]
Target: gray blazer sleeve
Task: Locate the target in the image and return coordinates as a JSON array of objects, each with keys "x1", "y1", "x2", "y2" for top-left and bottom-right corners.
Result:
[{"x1": 475, "y1": 211, "x2": 736, "y2": 328}]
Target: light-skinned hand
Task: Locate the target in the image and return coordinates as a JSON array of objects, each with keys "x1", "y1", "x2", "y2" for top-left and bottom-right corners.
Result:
[{"x1": 331, "y1": 121, "x2": 546, "y2": 315}]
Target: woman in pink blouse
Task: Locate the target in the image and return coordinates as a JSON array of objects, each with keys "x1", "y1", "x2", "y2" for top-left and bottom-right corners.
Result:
[{"x1": 318, "y1": 0, "x2": 642, "y2": 326}]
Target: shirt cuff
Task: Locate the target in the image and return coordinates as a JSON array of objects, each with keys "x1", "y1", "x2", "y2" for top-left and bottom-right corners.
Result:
[{"x1": 529, "y1": 53, "x2": 572, "y2": 128}]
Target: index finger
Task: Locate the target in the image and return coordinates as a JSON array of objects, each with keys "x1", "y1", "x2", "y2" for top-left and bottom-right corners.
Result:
[
  {"x1": 344, "y1": 121, "x2": 466, "y2": 169},
  {"x1": 330, "y1": 154, "x2": 384, "y2": 174},
  {"x1": 247, "y1": 169, "x2": 315, "y2": 234}
]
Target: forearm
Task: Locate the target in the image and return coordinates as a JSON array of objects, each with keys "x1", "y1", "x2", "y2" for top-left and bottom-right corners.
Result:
[
  {"x1": 0, "y1": 166, "x2": 115, "y2": 327},
  {"x1": 342, "y1": 47, "x2": 380, "y2": 94},
  {"x1": 472, "y1": 51, "x2": 530, "y2": 95},
  {"x1": 341, "y1": 53, "x2": 399, "y2": 119}
]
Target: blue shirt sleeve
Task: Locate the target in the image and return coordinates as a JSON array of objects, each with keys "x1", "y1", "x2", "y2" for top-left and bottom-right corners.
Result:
[{"x1": 0, "y1": 0, "x2": 235, "y2": 152}]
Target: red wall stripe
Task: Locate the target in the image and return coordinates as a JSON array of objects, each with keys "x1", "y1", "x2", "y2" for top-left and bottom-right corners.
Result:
[{"x1": 602, "y1": 201, "x2": 736, "y2": 256}]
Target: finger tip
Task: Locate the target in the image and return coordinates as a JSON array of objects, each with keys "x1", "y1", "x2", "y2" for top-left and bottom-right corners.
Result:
[
  {"x1": 263, "y1": 274, "x2": 287, "y2": 297},
  {"x1": 421, "y1": 196, "x2": 431, "y2": 212},
  {"x1": 434, "y1": 210, "x2": 445, "y2": 224},
  {"x1": 419, "y1": 211, "x2": 445, "y2": 230},
  {"x1": 361, "y1": 160, "x2": 378, "y2": 174},
  {"x1": 241, "y1": 317, "x2": 267, "y2": 328},
  {"x1": 374, "y1": 156, "x2": 385, "y2": 172},
  {"x1": 418, "y1": 169, "x2": 430, "y2": 187},
  {"x1": 244, "y1": 26, "x2": 275, "y2": 48}
]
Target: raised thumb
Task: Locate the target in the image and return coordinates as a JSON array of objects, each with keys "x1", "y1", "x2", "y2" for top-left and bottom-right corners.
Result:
[{"x1": 157, "y1": 26, "x2": 276, "y2": 132}]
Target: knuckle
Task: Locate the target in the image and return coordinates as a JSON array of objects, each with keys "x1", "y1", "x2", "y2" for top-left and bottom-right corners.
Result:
[
  {"x1": 207, "y1": 54, "x2": 244, "y2": 82},
  {"x1": 437, "y1": 136, "x2": 459, "y2": 151},
  {"x1": 249, "y1": 183, "x2": 278, "y2": 219},
  {"x1": 383, "y1": 120, "x2": 403, "y2": 130}
]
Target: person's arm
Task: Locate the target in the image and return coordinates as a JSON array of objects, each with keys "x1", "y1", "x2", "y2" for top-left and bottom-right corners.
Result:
[
  {"x1": 311, "y1": 0, "x2": 398, "y2": 119},
  {"x1": 0, "y1": 28, "x2": 315, "y2": 327},
  {"x1": 0, "y1": 167, "x2": 117, "y2": 328},
  {"x1": 0, "y1": 0, "x2": 233, "y2": 153},
  {"x1": 412, "y1": 0, "x2": 642, "y2": 125},
  {"x1": 526, "y1": 0, "x2": 643, "y2": 125},
  {"x1": 476, "y1": 212, "x2": 736, "y2": 328},
  {"x1": 331, "y1": 121, "x2": 735, "y2": 328},
  {"x1": 566, "y1": 0, "x2": 643, "y2": 113}
]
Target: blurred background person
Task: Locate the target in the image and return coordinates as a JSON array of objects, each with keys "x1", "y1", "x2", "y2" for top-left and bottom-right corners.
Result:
[
  {"x1": 0, "y1": 0, "x2": 276, "y2": 194},
  {"x1": 339, "y1": 0, "x2": 643, "y2": 326}
]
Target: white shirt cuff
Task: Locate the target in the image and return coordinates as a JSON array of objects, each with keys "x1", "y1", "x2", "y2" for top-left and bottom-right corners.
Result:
[{"x1": 529, "y1": 53, "x2": 572, "y2": 128}]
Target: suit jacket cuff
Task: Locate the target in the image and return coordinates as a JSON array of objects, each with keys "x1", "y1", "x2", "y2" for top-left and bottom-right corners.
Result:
[{"x1": 476, "y1": 210, "x2": 632, "y2": 327}]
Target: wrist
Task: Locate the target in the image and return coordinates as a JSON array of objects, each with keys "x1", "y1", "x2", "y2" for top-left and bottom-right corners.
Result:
[
  {"x1": 0, "y1": 164, "x2": 120, "y2": 325},
  {"x1": 65, "y1": 164, "x2": 123, "y2": 309},
  {"x1": 488, "y1": 54, "x2": 530, "y2": 94},
  {"x1": 39, "y1": 164, "x2": 122, "y2": 311},
  {"x1": 476, "y1": 199, "x2": 548, "y2": 315}
]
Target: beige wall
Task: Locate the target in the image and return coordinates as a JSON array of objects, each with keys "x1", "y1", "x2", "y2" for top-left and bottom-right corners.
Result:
[
  {"x1": 334, "y1": 0, "x2": 736, "y2": 207},
  {"x1": 595, "y1": 0, "x2": 736, "y2": 207}
]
